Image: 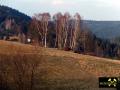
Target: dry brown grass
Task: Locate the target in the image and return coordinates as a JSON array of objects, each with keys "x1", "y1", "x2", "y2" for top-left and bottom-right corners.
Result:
[{"x1": 0, "y1": 40, "x2": 120, "y2": 90}]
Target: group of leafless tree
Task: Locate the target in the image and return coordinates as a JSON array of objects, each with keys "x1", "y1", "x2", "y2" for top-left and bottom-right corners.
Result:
[
  {"x1": 28, "y1": 13, "x2": 50, "y2": 47},
  {"x1": 53, "y1": 12, "x2": 82, "y2": 51},
  {"x1": 29, "y1": 12, "x2": 82, "y2": 50},
  {"x1": 28, "y1": 12, "x2": 120, "y2": 59}
]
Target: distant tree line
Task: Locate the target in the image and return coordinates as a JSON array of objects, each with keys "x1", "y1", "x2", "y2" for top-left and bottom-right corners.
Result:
[
  {"x1": 0, "y1": 10, "x2": 119, "y2": 59},
  {"x1": 27, "y1": 12, "x2": 120, "y2": 59},
  {"x1": 0, "y1": 5, "x2": 120, "y2": 59}
]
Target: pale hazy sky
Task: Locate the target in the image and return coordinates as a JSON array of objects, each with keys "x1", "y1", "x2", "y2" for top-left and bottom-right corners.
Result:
[{"x1": 1, "y1": 0, "x2": 120, "y2": 20}]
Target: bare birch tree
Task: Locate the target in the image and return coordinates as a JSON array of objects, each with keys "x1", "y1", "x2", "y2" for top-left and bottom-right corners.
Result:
[
  {"x1": 63, "y1": 12, "x2": 71, "y2": 49},
  {"x1": 42, "y1": 13, "x2": 51, "y2": 48},
  {"x1": 53, "y1": 12, "x2": 62, "y2": 48},
  {"x1": 53, "y1": 12, "x2": 71, "y2": 50},
  {"x1": 72, "y1": 13, "x2": 81, "y2": 51},
  {"x1": 30, "y1": 13, "x2": 50, "y2": 47},
  {"x1": 53, "y1": 13, "x2": 64, "y2": 49}
]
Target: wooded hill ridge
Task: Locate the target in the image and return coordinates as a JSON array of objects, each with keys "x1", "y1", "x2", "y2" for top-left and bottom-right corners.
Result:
[
  {"x1": 0, "y1": 5, "x2": 31, "y2": 23},
  {"x1": 84, "y1": 20, "x2": 120, "y2": 39},
  {"x1": 0, "y1": 5, "x2": 31, "y2": 39}
]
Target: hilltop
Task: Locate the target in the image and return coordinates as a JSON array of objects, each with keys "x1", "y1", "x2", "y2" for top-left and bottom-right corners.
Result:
[{"x1": 0, "y1": 5, "x2": 31, "y2": 24}]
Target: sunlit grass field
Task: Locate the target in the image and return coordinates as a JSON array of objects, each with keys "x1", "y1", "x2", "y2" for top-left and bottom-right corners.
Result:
[{"x1": 0, "y1": 40, "x2": 120, "y2": 90}]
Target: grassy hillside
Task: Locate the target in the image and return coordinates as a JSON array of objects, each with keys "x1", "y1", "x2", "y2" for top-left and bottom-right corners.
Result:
[{"x1": 0, "y1": 40, "x2": 120, "y2": 90}]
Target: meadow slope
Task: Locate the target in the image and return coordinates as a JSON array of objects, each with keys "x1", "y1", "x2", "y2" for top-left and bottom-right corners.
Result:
[{"x1": 0, "y1": 40, "x2": 120, "y2": 90}]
